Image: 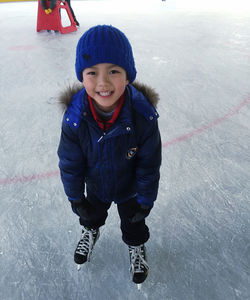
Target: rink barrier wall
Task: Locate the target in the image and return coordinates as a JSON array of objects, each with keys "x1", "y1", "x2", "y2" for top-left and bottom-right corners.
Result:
[{"x1": 0, "y1": 96, "x2": 250, "y2": 185}]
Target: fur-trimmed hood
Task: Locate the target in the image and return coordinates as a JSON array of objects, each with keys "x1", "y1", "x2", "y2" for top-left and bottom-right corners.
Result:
[{"x1": 59, "y1": 81, "x2": 159, "y2": 111}]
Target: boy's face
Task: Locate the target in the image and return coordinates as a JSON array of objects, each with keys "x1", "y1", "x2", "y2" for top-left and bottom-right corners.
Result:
[{"x1": 82, "y1": 63, "x2": 129, "y2": 112}]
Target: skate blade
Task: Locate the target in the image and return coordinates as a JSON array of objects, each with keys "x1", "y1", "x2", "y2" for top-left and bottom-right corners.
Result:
[
  {"x1": 77, "y1": 264, "x2": 81, "y2": 271},
  {"x1": 137, "y1": 284, "x2": 142, "y2": 291}
]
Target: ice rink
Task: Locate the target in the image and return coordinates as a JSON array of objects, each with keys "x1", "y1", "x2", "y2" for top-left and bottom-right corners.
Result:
[{"x1": 0, "y1": 0, "x2": 250, "y2": 299}]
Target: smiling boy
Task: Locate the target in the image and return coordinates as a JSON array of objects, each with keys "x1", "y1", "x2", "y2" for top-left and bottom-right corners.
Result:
[
  {"x1": 83, "y1": 63, "x2": 128, "y2": 112},
  {"x1": 58, "y1": 25, "x2": 161, "y2": 286}
]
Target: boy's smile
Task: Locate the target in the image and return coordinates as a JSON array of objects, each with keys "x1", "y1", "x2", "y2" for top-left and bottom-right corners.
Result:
[{"x1": 82, "y1": 63, "x2": 129, "y2": 112}]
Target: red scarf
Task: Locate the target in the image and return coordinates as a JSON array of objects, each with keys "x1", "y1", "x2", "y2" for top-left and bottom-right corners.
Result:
[{"x1": 87, "y1": 93, "x2": 125, "y2": 132}]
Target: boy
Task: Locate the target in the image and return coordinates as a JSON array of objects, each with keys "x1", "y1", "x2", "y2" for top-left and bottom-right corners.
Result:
[{"x1": 57, "y1": 25, "x2": 161, "y2": 286}]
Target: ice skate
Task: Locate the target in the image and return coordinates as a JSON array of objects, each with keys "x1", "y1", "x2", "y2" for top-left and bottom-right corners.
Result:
[
  {"x1": 128, "y1": 244, "x2": 149, "y2": 289},
  {"x1": 74, "y1": 226, "x2": 100, "y2": 269}
]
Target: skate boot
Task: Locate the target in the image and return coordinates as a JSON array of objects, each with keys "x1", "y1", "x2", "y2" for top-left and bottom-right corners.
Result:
[
  {"x1": 129, "y1": 244, "x2": 149, "y2": 289},
  {"x1": 74, "y1": 226, "x2": 100, "y2": 268}
]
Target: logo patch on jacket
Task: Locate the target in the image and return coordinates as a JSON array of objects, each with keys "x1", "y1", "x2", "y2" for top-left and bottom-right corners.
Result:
[{"x1": 126, "y1": 147, "x2": 138, "y2": 159}]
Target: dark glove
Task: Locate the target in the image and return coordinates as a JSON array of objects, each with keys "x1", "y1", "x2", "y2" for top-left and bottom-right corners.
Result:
[
  {"x1": 71, "y1": 197, "x2": 91, "y2": 220},
  {"x1": 130, "y1": 204, "x2": 151, "y2": 223}
]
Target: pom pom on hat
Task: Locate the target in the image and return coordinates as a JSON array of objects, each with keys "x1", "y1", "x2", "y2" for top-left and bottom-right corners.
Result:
[{"x1": 75, "y1": 25, "x2": 137, "y2": 83}]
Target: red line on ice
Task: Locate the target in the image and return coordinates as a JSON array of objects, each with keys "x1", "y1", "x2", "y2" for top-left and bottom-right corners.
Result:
[
  {"x1": 0, "y1": 97, "x2": 249, "y2": 186},
  {"x1": 9, "y1": 45, "x2": 36, "y2": 51},
  {"x1": 162, "y1": 97, "x2": 250, "y2": 148},
  {"x1": 0, "y1": 170, "x2": 60, "y2": 185}
]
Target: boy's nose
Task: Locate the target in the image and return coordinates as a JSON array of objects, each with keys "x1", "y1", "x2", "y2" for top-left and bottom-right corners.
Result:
[{"x1": 97, "y1": 73, "x2": 110, "y2": 86}]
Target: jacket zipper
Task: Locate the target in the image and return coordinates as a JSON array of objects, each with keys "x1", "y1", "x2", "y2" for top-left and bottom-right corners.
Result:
[{"x1": 97, "y1": 133, "x2": 106, "y2": 143}]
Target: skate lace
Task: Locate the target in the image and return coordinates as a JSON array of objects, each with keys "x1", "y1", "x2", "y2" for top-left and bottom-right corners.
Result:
[
  {"x1": 75, "y1": 227, "x2": 97, "y2": 256},
  {"x1": 129, "y1": 245, "x2": 149, "y2": 274}
]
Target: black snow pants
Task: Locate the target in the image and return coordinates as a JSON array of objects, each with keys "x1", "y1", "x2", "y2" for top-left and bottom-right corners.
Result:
[{"x1": 78, "y1": 194, "x2": 150, "y2": 246}]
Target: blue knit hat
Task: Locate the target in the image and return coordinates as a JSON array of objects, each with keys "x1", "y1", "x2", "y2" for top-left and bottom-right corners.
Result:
[{"x1": 75, "y1": 25, "x2": 137, "y2": 83}]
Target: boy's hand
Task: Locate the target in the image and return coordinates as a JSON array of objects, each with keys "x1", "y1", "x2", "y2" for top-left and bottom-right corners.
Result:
[
  {"x1": 71, "y1": 197, "x2": 91, "y2": 220},
  {"x1": 130, "y1": 204, "x2": 151, "y2": 223}
]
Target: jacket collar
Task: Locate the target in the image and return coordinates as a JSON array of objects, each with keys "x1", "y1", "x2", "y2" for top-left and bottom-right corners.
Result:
[
  {"x1": 88, "y1": 93, "x2": 125, "y2": 132},
  {"x1": 60, "y1": 81, "x2": 160, "y2": 129}
]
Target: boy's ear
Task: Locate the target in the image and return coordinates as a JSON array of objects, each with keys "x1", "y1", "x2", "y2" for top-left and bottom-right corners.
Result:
[
  {"x1": 125, "y1": 73, "x2": 129, "y2": 85},
  {"x1": 82, "y1": 71, "x2": 85, "y2": 85}
]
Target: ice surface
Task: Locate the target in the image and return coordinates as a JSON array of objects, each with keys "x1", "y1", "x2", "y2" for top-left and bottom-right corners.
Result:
[{"x1": 0, "y1": 1, "x2": 250, "y2": 299}]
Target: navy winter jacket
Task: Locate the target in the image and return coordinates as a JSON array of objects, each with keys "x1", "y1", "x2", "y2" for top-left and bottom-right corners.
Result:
[{"x1": 57, "y1": 82, "x2": 161, "y2": 207}]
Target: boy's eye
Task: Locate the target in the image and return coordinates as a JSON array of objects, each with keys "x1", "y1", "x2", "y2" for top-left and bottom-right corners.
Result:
[
  {"x1": 110, "y1": 69, "x2": 120, "y2": 74},
  {"x1": 87, "y1": 71, "x2": 96, "y2": 75}
]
